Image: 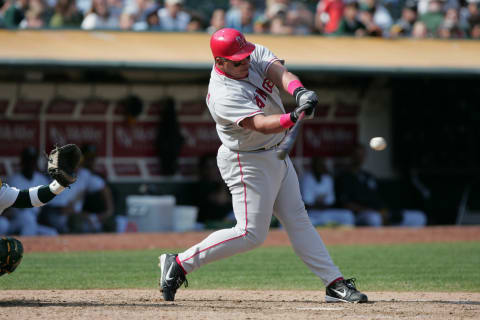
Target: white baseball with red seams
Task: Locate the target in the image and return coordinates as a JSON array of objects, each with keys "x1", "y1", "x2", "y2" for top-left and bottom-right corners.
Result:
[
  {"x1": 176, "y1": 44, "x2": 344, "y2": 286},
  {"x1": 369, "y1": 137, "x2": 387, "y2": 151}
]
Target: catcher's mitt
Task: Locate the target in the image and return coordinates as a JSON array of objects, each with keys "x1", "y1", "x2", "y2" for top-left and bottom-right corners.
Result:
[
  {"x1": 47, "y1": 144, "x2": 82, "y2": 187},
  {"x1": 0, "y1": 237, "x2": 24, "y2": 276}
]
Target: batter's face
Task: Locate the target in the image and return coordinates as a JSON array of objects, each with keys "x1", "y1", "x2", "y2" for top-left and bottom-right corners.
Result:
[{"x1": 216, "y1": 56, "x2": 251, "y2": 79}]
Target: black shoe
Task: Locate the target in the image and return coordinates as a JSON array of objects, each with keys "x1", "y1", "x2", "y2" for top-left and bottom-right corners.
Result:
[
  {"x1": 158, "y1": 253, "x2": 188, "y2": 301},
  {"x1": 326, "y1": 278, "x2": 368, "y2": 303}
]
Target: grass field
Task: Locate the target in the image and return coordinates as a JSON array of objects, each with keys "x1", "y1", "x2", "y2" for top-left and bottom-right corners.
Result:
[{"x1": 1, "y1": 242, "x2": 479, "y2": 292}]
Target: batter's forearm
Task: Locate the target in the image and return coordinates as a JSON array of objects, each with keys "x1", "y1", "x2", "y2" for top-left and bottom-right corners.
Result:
[{"x1": 241, "y1": 114, "x2": 289, "y2": 134}]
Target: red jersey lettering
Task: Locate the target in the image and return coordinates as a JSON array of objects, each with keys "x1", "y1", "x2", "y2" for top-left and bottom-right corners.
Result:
[
  {"x1": 262, "y1": 79, "x2": 274, "y2": 93},
  {"x1": 254, "y1": 95, "x2": 265, "y2": 108}
]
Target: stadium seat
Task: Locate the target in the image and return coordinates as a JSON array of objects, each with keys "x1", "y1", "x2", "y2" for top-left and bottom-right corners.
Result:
[
  {"x1": 82, "y1": 99, "x2": 110, "y2": 115},
  {"x1": 47, "y1": 99, "x2": 76, "y2": 114},
  {"x1": 13, "y1": 100, "x2": 42, "y2": 115}
]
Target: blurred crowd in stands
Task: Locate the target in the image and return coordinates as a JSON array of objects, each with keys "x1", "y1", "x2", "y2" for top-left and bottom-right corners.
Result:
[
  {"x1": 0, "y1": 0, "x2": 479, "y2": 39},
  {"x1": 0, "y1": 141, "x2": 428, "y2": 237}
]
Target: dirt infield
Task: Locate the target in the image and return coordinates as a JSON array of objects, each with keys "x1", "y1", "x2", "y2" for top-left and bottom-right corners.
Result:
[
  {"x1": 2, "y1": 226, "x2": 480, "y2": 320},
  {"x1": 1, "y1": 290, "x2": 479, "y2": 320}
]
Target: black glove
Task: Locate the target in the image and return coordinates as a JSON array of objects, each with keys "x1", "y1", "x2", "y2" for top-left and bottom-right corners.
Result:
[
  {"x1": 0, "y1": 237, "x2": 23, "y2": 276},
  {"x1": 47, "y1": 144, "x2": 82, "y2": 187},
  {"x1": 290, "y1": 88, "x2": 318, "y2": 122}
]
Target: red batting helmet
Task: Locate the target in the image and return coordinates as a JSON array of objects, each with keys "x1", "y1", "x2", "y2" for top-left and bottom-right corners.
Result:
[{"x1": 210, "y1": 28, "x2": 255, "y2": 61}]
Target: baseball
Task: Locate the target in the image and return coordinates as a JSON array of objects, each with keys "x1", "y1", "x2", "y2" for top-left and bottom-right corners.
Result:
[{"x1": 369, "y1": 137, "x2": 387, "y2": 151}]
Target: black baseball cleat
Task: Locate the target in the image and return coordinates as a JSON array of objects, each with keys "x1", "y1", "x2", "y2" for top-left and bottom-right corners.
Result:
[
  {"x1": 325, "y1": 278, "x2": 368, "y2": 303},
  {"x1": 158, "y1": 253, "x2": 188, "y2": 301}
]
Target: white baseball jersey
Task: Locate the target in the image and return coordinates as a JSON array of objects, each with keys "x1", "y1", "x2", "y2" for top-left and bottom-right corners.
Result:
[
  {"x1": 177, "y1": 43, "x2": 343, "y2": 287},
  {"x1": 0, "y1": 180, "x2": 20, "y2": 214},
  {"x1": 206, "y1": 44, "x2": 286, "y2": 151}
]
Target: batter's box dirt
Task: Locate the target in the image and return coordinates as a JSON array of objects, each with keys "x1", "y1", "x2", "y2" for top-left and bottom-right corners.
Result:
[{"x1": 0, "y1": 290, "x2": 479, "y2": 320}]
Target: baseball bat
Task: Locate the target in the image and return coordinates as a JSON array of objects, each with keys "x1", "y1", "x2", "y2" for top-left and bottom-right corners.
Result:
[{"x1": 276, "y1": 111, "x2": 305, "y2": 160}]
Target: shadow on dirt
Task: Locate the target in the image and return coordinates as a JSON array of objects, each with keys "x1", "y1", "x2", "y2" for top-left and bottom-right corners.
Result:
[{"x1": 0, "y1": 300, "x2": 178, "y2": 308}]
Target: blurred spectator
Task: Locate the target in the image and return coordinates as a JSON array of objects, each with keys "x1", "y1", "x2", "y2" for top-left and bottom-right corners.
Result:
[
  {"x1": 358, "y1": 5, "x2": 384, "y2": 36},
  {"x1": 81, "y1": 0, "x2": 120, "y2": 29},
  {"x1": 145, "y1": 4, "x2": 162, "y2": 30},
  {"x1": 5, "y1": 147, "x2": 58, "y2": 236},
  {"x1": 253, "y1": 14, "x2": 269, "y2": 33},
  {"x1": 119, "y1": 10, "x2": 134, "y2": 29},
  {"x1": 472, "y1": 21, "x2": 480, "y2": 37},
  {"x1": 300, "y1": 157, "x2": 355, "y2": 227},
  {"x1": 315, "y1": 0, "x2": 344, "y2": 34},
  {"x1": 50, "y1": 0, "x2": 84, "y2": 28},
  {"x1": 225, "y1": 0, "x2": 242, "y2": 29},
  {"x1": 438, "y1": 7, "x2": 465, "y2": 37},
  {"x1": 76, "y1": 0, "x2": 92, "y2": 15},
  {"x1": 286, "y1": 1, "x2": 314, "y2": 34},
  {"x1": 18, "y1": 0, "x2": 52, "y2": 28},
  {"x1": 390, "y1": 0, "x2": 418, "y2": 37},
  {"x1": 412, "y1": 20, "x2": 428, "y2": 36},
  {"x1": 3, "y1": 0, "x2": 28, "y2": 28},
  {"x1": 206, "y1": 8, "x2": 225, "y2": 34},
  {"x1": 334, "y1": 1, "x2": 367, "y2": 36},
  {"x1": 335, "y1": 144, "x2": 427, "y2": 227},
  {"x1": 459, "y1": 0, "x2": 480, "y2": 35},
  {"x1": 0, "y1": 0, "x2": 6, "y2": 27},
  {"x1": 108, "y1": 0, "x2": 124, "y2": 17},
  {"x1": 420, "y1": 0, "x2": 445, "y2": 36},
  {"x1": 157, "y1": 0, "x2": 190, "y2": 31},
  {"x1": 120, "y1": 0, "x2": 155, "y2": 30},
  {"x1": 155, "y1": 97, "x2": 184, "y2": 176},
  {"x1": 418, "y1": 0, "x2": 457, "y2": 15},
  {"x1": 193, "y1": 153, "x2": 234, "y2": 229},
  {"x1": 73, "y1": 144, "x2": 121, "y2": 233},
  {"x1": 19, "y1": 6, "x2": 46, "y2": 28},
  {"x1": 226, "y1": 0, "x2": 259, "y2": 33},
  {"x1": 269, "y1": 11, "x2": 294, "y2": 34},
  {"x1": 358, "y1": 0, "x2": 393, "y2": 35},
  {"x1": 186, "y1": 14, "x2": 205, "y2": 31}
]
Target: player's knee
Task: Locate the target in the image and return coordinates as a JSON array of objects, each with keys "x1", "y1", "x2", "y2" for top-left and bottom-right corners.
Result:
[{"x1": 243, "y1": 230, "x2": 267, "y2": 250}]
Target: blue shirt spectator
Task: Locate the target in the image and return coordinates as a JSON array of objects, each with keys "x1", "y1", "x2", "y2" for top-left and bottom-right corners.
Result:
[{"x1": 157, "y1": 0, "x2": 190, "y2": 31}]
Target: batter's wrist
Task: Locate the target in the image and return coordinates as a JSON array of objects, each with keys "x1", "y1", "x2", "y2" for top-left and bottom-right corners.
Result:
[
  {"x1": 287, "y1": 80, "x2": 304, "y2": 96},
  {"x1": 280, "y1": 113, "x2": 295, "y2": 128},
  {"x1": 290, "y1": 111, "x2": 299, "y2": 123}
]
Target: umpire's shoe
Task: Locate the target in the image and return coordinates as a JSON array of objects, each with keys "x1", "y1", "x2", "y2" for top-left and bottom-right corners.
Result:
[
  {"x1": 325, "y1": 278, "x2": 368, "y2": 303},
  {"x1": 159, "y1": 253, "x2": 188, "y2": 301}
]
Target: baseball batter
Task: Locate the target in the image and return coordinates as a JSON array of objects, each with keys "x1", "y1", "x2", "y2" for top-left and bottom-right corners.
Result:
[{"x1": 159, "y1": 28, "x2": 368, "y2": 304}]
